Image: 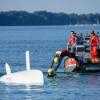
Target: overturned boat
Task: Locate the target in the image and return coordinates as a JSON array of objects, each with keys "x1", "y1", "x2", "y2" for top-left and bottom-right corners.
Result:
[
  {"x1": 48, "y1": 35, "x2": 100, "y2": 77},
  {"x1": 0, "y1": 51, "x2": 44, "y2": 85}
]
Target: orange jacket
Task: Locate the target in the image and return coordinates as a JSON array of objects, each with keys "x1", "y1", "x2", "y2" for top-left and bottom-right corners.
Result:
[
  {"x1": 68, "y1": 35, "x2": 78, "y2": 46},
  {"x1": 89, "y1": 34, "x2": 99, "y2": 47}
]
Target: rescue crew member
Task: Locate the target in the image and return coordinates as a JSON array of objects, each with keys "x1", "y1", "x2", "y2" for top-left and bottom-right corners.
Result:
[
  {"x1": 67, "y1": 31, "x2": 78, "y2": 53},
  {"x1": 48, "y1": 49, "x2": 77, "y2": 77},
  {"x1": 77, "y1": 32, "x2": 84, "y2": 45},
  {"x1": 89, "y1": 30, "x2": 99, "y2": 63}
]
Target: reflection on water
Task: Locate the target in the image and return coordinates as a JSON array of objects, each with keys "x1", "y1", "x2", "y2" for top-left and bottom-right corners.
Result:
[{"x1": 0, "y1": 73, "x2": 100, "y2": 100}]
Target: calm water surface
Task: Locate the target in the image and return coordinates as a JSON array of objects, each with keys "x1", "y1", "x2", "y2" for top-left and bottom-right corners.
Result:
[{"x1": 0, "y1": 25, "x2": 100, "y2": 100}]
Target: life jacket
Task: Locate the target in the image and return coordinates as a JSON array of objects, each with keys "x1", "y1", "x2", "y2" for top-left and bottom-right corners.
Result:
[
  {"x1": 68, "y1": 35, "x2": 78, "y2": 46},
  {"x1": 64, "y1": 58, "x2": 77, "y2": 67},
  {"x1": 89, "y1": 34, "x2": 99, "y2": 47},
  {"x1": 89, "y1": 34, "x2": 99, "y2": 59}
]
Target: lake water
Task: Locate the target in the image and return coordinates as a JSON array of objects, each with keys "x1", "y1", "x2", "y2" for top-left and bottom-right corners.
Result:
[{"x1": 0, "y1": 25, "x2": 100, "y2": 100}]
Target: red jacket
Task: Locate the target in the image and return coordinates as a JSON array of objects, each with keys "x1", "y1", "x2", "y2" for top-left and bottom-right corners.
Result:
[
  {"x1": 89, "y1": 33, "x2": 99, "y2": 58},
  {"x1": 68, "y1": 35, "x2": 78, "y2": 46},
  {"x1": 89, "y1": 34, "x2": 99, "y2": 47}
]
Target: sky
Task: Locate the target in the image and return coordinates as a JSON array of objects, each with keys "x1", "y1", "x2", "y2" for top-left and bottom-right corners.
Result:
[{"x1": 0, "y1": 0, "x2": 100, "y2": 14}]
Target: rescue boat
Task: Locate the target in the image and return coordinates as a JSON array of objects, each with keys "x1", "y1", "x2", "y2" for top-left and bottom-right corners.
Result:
[
  {"x1": 48, "y1": 35, "x2": 100, "y2": 77},
  {"x1": 64, "y1": 35, "x2": 100, "y2": 72}
]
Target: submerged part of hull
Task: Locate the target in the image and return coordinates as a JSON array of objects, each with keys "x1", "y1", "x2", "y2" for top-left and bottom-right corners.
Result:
[{"x1": 0, "y1": 70, "x2": 44, "y2": 85}]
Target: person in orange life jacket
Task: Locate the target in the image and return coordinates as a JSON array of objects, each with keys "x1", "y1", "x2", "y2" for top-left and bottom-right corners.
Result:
[
  {"x1": 67, "y1": 31, "x2": 78, "y2": 53},
  {"x1": 89, "y1": 30, "x2": 99, "y2": 63}
]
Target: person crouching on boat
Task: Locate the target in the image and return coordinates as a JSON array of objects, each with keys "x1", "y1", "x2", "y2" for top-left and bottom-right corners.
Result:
[
  {"x1": 89, "y1": 30, "x2": 99, "y2": 63},
  {"x1": 67, "y1": 31, "x2": 78, "y2": 53}
]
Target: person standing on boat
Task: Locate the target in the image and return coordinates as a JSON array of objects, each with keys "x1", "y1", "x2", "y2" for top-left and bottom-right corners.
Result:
[
  {"x1": 77, "y1": 32, "x2": 84, "y2": 45},
  {"x1": 67, "y1": 31, "x2": 78, "y2": 53},
  {"x1": 89, "y1": 30, "x2": 99, "y2": 63}
]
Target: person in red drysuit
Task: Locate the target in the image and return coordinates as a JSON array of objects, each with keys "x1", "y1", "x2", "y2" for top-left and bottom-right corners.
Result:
[
  {"x1": 67, "y1": 31, "x2": 78, "y2": 53},
  {"x1": 89, "y1": 30, "x2": 99, "y2": 63}
]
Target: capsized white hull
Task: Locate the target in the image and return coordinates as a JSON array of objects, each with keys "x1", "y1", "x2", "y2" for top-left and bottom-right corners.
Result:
[{"x1": 0, "y1": 70, "x2": 44, "y2": 86}]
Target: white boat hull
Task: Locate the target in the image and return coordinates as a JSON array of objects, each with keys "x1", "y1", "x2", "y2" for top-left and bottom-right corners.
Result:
[{"x1": 0, "y1": 70, "x2": 44, "y2": 86}]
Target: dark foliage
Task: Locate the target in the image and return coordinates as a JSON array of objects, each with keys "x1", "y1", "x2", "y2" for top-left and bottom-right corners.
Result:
[{"x1": 0, "y1": 11, "x2": 100, "y2": 26}]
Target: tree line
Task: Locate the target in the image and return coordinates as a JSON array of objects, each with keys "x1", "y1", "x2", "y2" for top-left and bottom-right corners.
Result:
[{"x1": 0, "y1": 11, "x2": 100, "y2": 26}]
